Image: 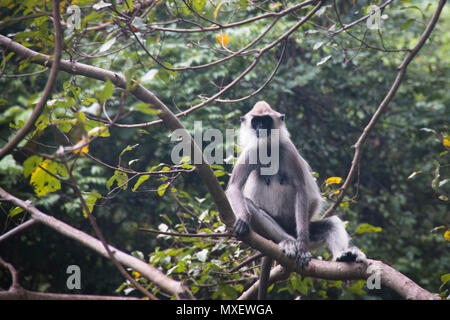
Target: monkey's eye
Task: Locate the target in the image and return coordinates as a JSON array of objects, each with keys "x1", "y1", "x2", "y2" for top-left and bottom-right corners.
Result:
[
  {"x1": 280, "y1": 114, "x2": 285, "y2": 121},
  {"x1": 240, "y1": 116, "x2": 245, "y2": 122}
]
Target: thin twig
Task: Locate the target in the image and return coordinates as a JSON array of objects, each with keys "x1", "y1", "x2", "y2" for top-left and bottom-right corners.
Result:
[
  {"x1": 0, "y1": 219, "x2": 37, "y2": 243},
  {"x1": 139, "y1": 227, "x2": 232, "y2": 238}
]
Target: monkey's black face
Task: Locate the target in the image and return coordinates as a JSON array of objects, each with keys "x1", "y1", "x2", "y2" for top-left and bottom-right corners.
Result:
[{"x1": 251, "y1": 116, "x2": 273, "y2": 138}]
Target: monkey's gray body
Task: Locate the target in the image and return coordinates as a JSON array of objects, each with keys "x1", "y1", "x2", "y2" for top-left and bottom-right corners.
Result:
[
  {"x1": 243, "y1": 142, "x2": 321, "y2": 236},
  {"x1": 226, "y1": 101, "x2": 366, "y2": 299}
]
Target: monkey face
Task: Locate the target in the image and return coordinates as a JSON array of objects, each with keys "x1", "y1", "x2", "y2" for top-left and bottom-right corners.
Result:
[
  {"x1": 251, "y1": 116, "x2": 274, "y2": 138},
  {"x1": 239, "y1": 101, "x2": 289, "y2": 147}
]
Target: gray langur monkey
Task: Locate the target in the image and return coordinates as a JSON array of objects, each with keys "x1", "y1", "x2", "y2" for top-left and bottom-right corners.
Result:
[{"x1": 226, "y1": 101, "x2": 366, "y2": 299}]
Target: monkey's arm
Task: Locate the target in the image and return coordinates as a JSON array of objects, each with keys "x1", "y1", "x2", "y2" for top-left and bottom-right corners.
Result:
[
  {"x1": 293, "y1": 191, "x2": 312, "y2": 267},
  {"x1": 284, "y1": 142, "x2": 314, "y2": 266},
  {"x1": 226, "y1": 152, "x2": 253, "y2": 237}
]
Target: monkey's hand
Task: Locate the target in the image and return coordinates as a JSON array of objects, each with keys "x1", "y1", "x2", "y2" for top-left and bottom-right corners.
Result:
[
  {"x1": 233, "y1": 218, "x2": 250, "y2": 239},
  {"x1": 279, "y1": 239, "x2": 312, "y2": 268}
]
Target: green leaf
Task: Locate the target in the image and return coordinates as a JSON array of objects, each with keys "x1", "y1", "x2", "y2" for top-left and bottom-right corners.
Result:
[
  {"x1": 96, "y1": 79, "x2": 114, "y2": 103},
  {"x1": 23, "y1": 155, "x2": 43, "y2": 178},
  {"x1": 179, "y1": 155, "x2": 191, "y2": 164},
  {"x1": 0, "y1": 155, "x2": 23, "y2": 174},
  {"x1": 98, "y1": 38, "x2": 116, "y2": 53},
  {"x1": 85, "y1": 122, "x2": 109, "y2": 139},
  {"x1": 82, "y1": 192, "x2": 101, "y2": 217},
  {"x1": 214, "y1": 170, "x2": 226, "y2": 177},
  {"x1": 407, "y1": 171, "x2": 422, "y2": 179},
  {"x1": 157, "y1": 183, "x2": 170, "y2": 196},
  {"x1": 440, "y1": 273, "x2": 450, "y2": 285},
  {"x1": 313, "y1": 41, "x2": 324, "y2": 51},
  {"x1": 29, "y1": 160, "x2": 68, "y2": 196},
  {"x1": 119, "y1": 144, "x2": 139, "y2": 158},
  {"x1": 317, "y1": 55, "x2": 332, "y2": 66},
  {"x1": 196, "y1": 249, "x2": 208, "y2": 262},
  {"x1": 106, "y1": 170, "x2": 128, "y2": 190},
  {"x1": 9, "y1": 206, "x2": 24, "y2": 218},
  {"x1": 401, "y1": 19, "x2": 415, "y2": 31},
  {"x1": 133, "y1": 102, "x2": 160, "y2": 115},
  {"x1": 132, "y1": 175, "x2": 150, "y2": 191},
  {"x1": 355, "y1": 223, "x2": 382, "y2": 234},
  {"x1": 82, "y1": 97, "x2": 98, "y2": 105}
]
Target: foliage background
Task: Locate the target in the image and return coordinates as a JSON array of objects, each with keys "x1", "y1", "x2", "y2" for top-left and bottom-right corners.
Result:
[{"x1": 0, "y1": 0, "x2": 448, "y2": 299}]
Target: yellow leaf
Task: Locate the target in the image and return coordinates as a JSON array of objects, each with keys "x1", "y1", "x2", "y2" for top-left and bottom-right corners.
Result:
[
  {"x1": 443, "y1": 137, "x2": 450, "y2": 147},
  {"x1": 72, "y1": 136, "x2": 89, "y2": 156},
  {"x1": 29, "y1": 160, "x2": 67, "y2": 196},
  {"x1": 73, "y1": 144, "x2": 89, "y2": 156},
  {"x1": 325, "y1": 177, "x2": 343, "y2": 185},
  {"x1": 214, "y1": 1, "x2": 224, "y2": 19},
  {"x1": 132, "y1": 271, "x2": 141, "y2": 278},
  {"x1": 444, "y1": 230, "x2": 450, "y2": 241},
  {"x1": 216, "y1": 33, "x2": 229, "y2": 46},
  {"x1": 30, "y1": 161, "x2": 49, "y2": 186},
  {"x1": 333, "y1": 190, "x2": 341, "y2": 194}
]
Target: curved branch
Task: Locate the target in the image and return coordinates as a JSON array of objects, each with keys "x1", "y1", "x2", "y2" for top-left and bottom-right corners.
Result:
[
  {"x1": 322, "y1": 0, "x2": 447, "y2": 218},
  {"x1": 214, "y1": 39, "x2": 287, "y2": 103},
  {"x1": 149, "y1": 0, "x2": 316, "y2": 33},
  {"x1": 0, "y1": 0, "x2": 62, "y2": 160},
  {"x1": 0, "y1": 187, "x2": 194, "y2": 300},
  {"x1": 0, "y1": 257, "x2": 138, "y2": 300}
]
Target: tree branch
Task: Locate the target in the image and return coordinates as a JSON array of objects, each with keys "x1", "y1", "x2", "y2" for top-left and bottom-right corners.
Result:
[
  {"x1": 149, "y1": 0, "x2": 316, "y2": 33},
  {"x1": 0, "y1": 0, "x2": 62, "y2": 160},
  {"x1": 0, "y1": 219, "x2": 37, "y2": 243},
  {"x1": 0, "y1": 1, "x2": 442, "y2": 297},
  {"x1": 0, "y1": 256, "x2": 138, "y2": 299},
  {"x1": 0, "y1": 187, "x2": 194, "y2": 300},
  {"x1": 139, "y1": 227, "x2": 232, "y2": 238},
  {"x1": 322, "y1": 0, "x2": 447, "y2": 218}
]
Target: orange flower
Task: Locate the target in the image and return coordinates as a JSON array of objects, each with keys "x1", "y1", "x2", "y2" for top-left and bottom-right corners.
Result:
[{"x1": 216, "y1": 33, "x2": 229, "y2": 46}]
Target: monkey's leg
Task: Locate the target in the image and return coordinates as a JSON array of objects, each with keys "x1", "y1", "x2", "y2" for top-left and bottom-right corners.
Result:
[
  {"x1": 245, "y1": 198, "x2": 296, "y2": 243},
  {"x1": 309, "y1": 216, "x2": 366, "y2": 262},
  {"x1": 245, "y1": 198, "x2": 301, "y2": 262}
]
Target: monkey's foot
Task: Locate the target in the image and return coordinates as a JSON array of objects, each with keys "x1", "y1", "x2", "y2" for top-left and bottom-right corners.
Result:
[
  {"x1": 233, "y1": 219, "x2": 250, "y2": 239},
  {"x1": 279, "y1": 240, "x2": 312, "y2": 268},
  {"x1": 336, "y1": 246, "x2": 367, "y2": 263},
  {"x1": 296, "y1": 250, "x2": 312, "y2": 268},
  {"x1": 279, "y1": 239, "x2": 297, "y2": 259}
]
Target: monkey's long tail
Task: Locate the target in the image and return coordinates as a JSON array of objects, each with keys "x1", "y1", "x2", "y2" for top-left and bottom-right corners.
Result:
[{"x1": 258, "y1": 256, "x2": 273, "y2": 300}]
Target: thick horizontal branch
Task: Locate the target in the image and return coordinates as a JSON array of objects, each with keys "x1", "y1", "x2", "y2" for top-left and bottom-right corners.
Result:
[
  {"x1": 0, "y1": 187, "x2": 193, "y2": 300},
  {"x1": 238, "y1": 230, "x2": 435, "y2": 300},
  {"x1": 0, "y1": 289, "x2": 139, "y2": 300}
]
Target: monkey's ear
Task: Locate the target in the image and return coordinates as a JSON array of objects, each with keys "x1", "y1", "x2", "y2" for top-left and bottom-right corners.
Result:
[
  {"x1": 240, "y1": 116, "x2": 246, "y2": 122},
  {"x1": 280, "y1": 114, "x2": 285, "y2": 121}
]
